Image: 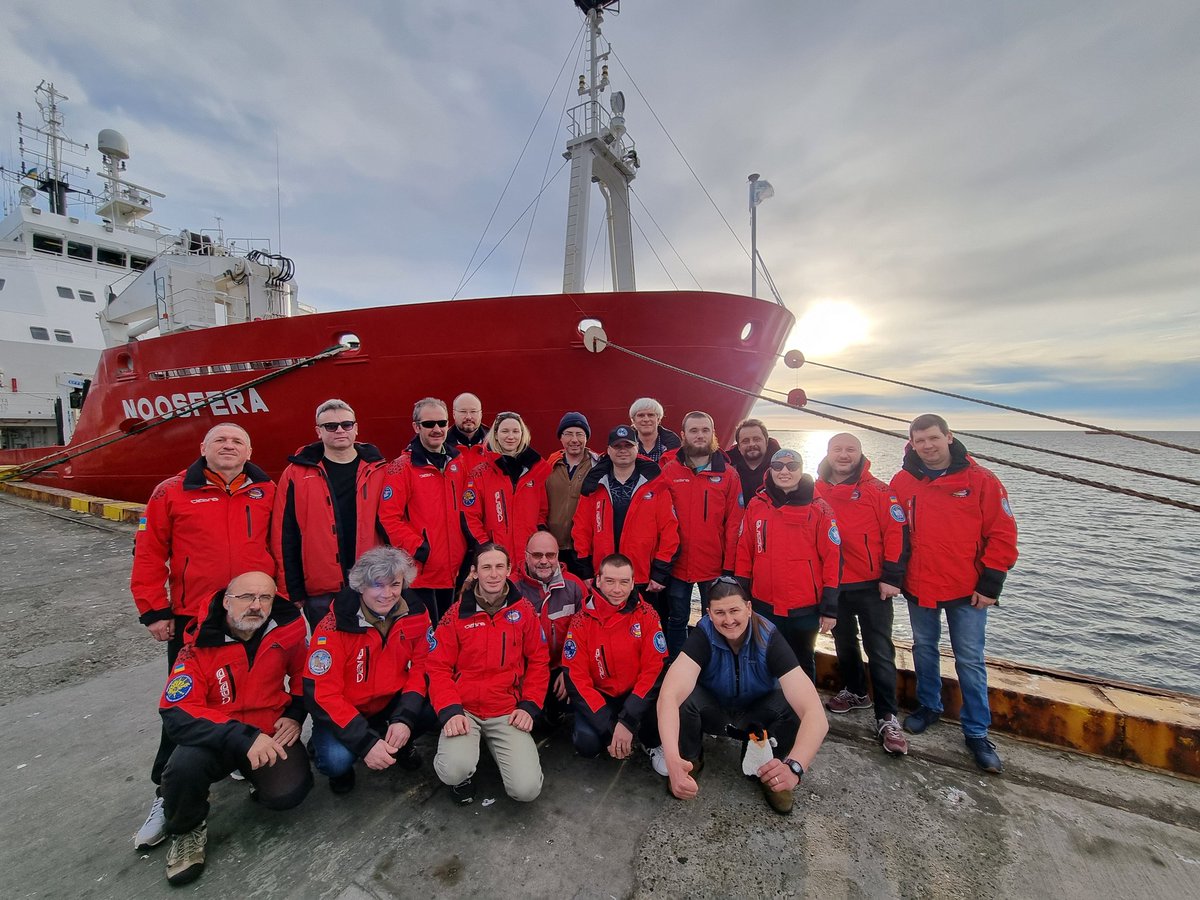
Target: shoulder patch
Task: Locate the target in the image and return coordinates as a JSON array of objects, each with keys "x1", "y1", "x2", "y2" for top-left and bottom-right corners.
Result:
[
  {"x1": 652, "y1": 631, "x2": 667, "y2": 654},
  {"x1": 889, "y1": 503, "x2": 906, "y2": 523},
  {"x1": 164, "y1": 674, "x2": 193, "y2": 703},
  {"x1": 307, "y1": 649, "x2": 333, "y2": 676},
  {"x1": 1001, "y1": 497, "x2": 1013, "y2": 517},
  {"x1": 505, "y1": 608, "x2": 522, "y2": 624},
  {"x1": 462, "y1": 488, "x2": 476, "y2": 507},
  {"x1": 828, "y1": 523, "x2": 841, "y2": 546},
  {"x1": 382, "y1": 485, "x2": 394, "y2": 501},
  {"x1": 426, "y1": 626, "x2": 438, "y2": 652},
  {"x1": 563, "y1": 638, "x2": 578, "y2": 660}
]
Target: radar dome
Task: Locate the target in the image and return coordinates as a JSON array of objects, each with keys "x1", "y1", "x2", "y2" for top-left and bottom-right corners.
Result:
[{"x1": 97, "y1": 129, "x2": 130, "y2": 160}]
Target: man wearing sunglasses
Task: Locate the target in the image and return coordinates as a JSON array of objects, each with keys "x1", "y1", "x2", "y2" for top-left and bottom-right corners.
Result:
[
  {"x1": 273, "y1": 399, "x2": 388, "y2": 626},
  {"x1": 379, "y1": 397, "x2": 472, "y2": 624}
]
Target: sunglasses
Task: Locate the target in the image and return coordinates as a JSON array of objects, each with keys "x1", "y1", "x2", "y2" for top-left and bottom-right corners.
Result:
[
  {"x1": 318, "y1": 420, "x2": 356, "y2": 432},
  {"x1": 770, "y1": 460, "x2": 801, "y2": 472},
  {"x1": 419, "y1": 419, "x2": 449, "y2": 429}
]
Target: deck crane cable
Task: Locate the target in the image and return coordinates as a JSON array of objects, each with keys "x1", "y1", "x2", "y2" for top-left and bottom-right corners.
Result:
[
  {"x1": 610, "y1": 50, "x2": 782, "y2": 306},
  {"x1": 514, "y1": 26, "x2": 590, "y2": 295},
  {"x1": 455, "y1": 22, "x2": 586, "y2": 300},
  {"x1": 0, "y1": 344, "x2": 350, "y2": 483},
  {"x1": 758, "y1": 388, "x2": 1200, "y2": 488},
  {"x1": 799, "y1": 358, "x2": 1199, "y2": 456},
  {"x1": 596, "y1": 339, "x2": 1200, "y2": 514}
]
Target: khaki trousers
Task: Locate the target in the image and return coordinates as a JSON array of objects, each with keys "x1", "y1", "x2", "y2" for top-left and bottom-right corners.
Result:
[{"x1": 434, "y1": 712, "x2": 543, "y2": 802}]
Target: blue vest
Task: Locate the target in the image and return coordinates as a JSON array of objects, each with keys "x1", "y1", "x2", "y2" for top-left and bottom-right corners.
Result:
[{"x1": 696, "y1": 616, "x2": 779, "y2": 706}]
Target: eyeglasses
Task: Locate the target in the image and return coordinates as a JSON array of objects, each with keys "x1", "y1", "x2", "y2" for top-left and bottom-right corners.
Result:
[
  {"x1": 318, "y1": 420, "x2": 356, "y2": 432},
  {"x1": 527, "y1": 551, "x2": 558, "y2": 560},
  {"x1": 419, "y1": 419, "x2": 449, "y2": 429},
  {"x1": 227, "y1": 592, "x2": 274, "y2": 604},
  {"x1": 769, "y1": 461, "x2": 801, "y2": 472}
]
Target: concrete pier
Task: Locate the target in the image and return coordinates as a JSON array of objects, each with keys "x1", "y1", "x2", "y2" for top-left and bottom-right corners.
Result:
[{"x1": 1, "y1": 494, "x2": 1197, "y2": 899}]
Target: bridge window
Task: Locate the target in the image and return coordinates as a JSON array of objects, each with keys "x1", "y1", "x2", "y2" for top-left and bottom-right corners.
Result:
[
  {"x1": 0, "y1": 278, "x2": 5, "y2": 290},
  {"x1": 79, "y1": 290, "x2": 96, "y2": 303},
  {"x1": 97, "y1": 246, "x2": 127, "y2": 267},
  {"x1": 54, "y1": 329, "x2": 74, "y2": 343},
  {"x1": 131, "y1": 254, "x2": 152, "y2": 271},
  {"x1": 33, "y1": 233, "x2": 63, "y2": 255},
  {"x1": 67, "y1": 240, "x2": 94, "y2": 261},
  {"x1": 30, "y1": 327, "x2": 50, "y2": 340},
  {"x1": 57, "y1": 286, "x2": 75, "y2": 299}
]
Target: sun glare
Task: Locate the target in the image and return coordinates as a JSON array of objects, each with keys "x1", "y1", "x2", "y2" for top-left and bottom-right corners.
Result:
[{"x1": 789, "y1": 299, "x2": 870, "y2": 359}]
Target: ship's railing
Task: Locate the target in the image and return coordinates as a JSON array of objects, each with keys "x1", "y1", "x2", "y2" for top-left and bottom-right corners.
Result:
[{"x1": 566, "y1": 100, "x2": 636, "y2": 162}]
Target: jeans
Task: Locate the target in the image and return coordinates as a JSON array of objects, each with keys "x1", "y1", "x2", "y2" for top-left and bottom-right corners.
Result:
[
  {"x1": 907, "y1": 601, "x2": 991, "y2": 738},
  {"x1": 832, "y1": 587, "x2": 899, "y2": 718},
  {"x1": 657, "y1": 578, "x2": 710, "y2": 658},
  {"x1": 572, "y1": 692, "x2": 661, "y2": 757},
  {"x1": 310, "y1": 703, "x2": 437, "y2": 777}
]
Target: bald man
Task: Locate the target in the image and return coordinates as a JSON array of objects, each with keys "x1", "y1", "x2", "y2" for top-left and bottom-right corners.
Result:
[
  {"x1": 448, "y1": 392, "x2": 489, "y2": 470},
  {"x1": 132, "y1": 423, "x2": 277, "y2": 852},
  {"x1": 814, "y1": 432, "x2": 908, "y2": 756}
]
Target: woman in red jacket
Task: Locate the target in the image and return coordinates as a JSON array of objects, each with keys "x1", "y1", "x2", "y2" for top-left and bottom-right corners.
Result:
[
  {"x1": 463, "y1": 412, "x2": 550, "y2": 573},
  {"x1": 735, "y1": 449, "x2": 842, "y2": 684},
  {"x1": 427, "y1": 543, "x2": 550, "y2": 805}
]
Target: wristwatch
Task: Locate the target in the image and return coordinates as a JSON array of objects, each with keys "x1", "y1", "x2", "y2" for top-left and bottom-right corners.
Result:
[{"x1": 783, "y1": 758, "x2": 804, "y2": 779}]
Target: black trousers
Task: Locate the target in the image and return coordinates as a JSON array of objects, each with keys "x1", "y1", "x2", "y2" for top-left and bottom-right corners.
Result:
[
  {"x1": 758, "y1": 607, "x2": 819, "y2": 686},
  {"x1": 151, "y1": 614, "x2": 194, "y2": 786},
  {"x1": 403, "y1": 587, "x2": 457, "y2": 625},
  {"x1": 161, "y1": 741, "x2": 312, "y2": 834},
  {"x1": 677, "y1": 685, "x2": 799, "y2": 763},
  {"x1": 572, "y1": 691, "x2": 660, "y2": 758},
  {"x1": 301, "y1": 593, "x2": 335, "y2": 629},
  {"x1": 832, "y1": 586, "x2": 899, "y2": 718}
]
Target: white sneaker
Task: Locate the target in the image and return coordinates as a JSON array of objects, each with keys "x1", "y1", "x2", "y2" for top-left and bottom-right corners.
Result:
[
  {"x1": 647, "y1": 745, "x2": 669, "y2": 777},
  {"x1": 134, "y1": 796, "x2": 167, "y2": 850}
]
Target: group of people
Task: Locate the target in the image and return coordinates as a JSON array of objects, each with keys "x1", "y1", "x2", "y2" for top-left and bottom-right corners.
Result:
[{"x1": 128, "y1": 393, "x2": 1018, "y2": 886}]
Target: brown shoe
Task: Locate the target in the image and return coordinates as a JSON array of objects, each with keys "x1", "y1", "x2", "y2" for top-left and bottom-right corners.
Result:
[
  {"x1": 877, "y1": 715, "x2": 909, "y2": 756},
  {"x1": 760, "y1": 780, "x2": 794, "y2": 815}
]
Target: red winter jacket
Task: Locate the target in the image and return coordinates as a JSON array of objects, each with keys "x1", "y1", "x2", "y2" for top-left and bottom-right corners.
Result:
[
  {"x1": 571, "y1": 456, "x2": 680, "y2": 585},
  {"x1": 660, "y1": 449, "x2": 743, "y2": 582},
  {"x1": 463, "y1": 447, "x2": 550, "y2": 564},
  {"x1": 131, "y1": 459, "x2": 276, "y2": 625},
  {"x1": 889, "y1": 439, "x2": 1018, "y2": 608},
  {"x1": 159, "y1": 590, "x2": 306, "y2": 756},
  {"x1": 513, "y1": 568, "x2": 587, "y2": 669},
  {"x1": 563, "y1": 590, "x2": 666, "y2": 736},
  {"x1": 815, "y1": 456, "x2": 907, "y2": 590},
  {"x1": 378, "y1": 438, "x2": 473, "y2": 589},
  {"x1": 303, "y1": 588, "x2": 432, "y2": 758},
  {"x1": 735, "y1": 476, "x2": 842, "y2": 618},
  {"x1": 426, "y1": 582, "x2": 550, "y2": 725},
  {"x1": 273, "y1": 441, "x2": 387, "y2": 601},
  {"x1": 447, "y1": 425, "x2": 489, "y2": 472}
]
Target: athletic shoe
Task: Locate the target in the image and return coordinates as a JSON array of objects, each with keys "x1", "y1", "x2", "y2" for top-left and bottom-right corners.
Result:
[
  {"x1": 760, "y1": 780, "x2": 794, "y2": 815},
  {"x1": 395, "y1": 742, "x2": 422, "y2": 772},
  {"x1": 329, "y1": 768, "x2": 356, "y2": 795},
  {"x1": 877, "y1": 716, "x2": 909, "y2": 756},
  {"x1": 451, "y1": 778, "x2": 476, "y2": 806},
  {"x1": 826, "y1": 689, "x2": 872, "y2": 713},
  {"x1": 965, "y1": 736, "x2": 1003, "y2": 774},
  {"x1": 903, "y1": 706, "x2": 942, "y2": 734},
  {"x1": 133, "y1": 796, "x2": 167, "y2": 850},
  {"x1": 646, "y1": 745, "x2": 669, "y2": 777},
  {"x1": 165, "y1": 822, "x2": 207, "y2": 886}
]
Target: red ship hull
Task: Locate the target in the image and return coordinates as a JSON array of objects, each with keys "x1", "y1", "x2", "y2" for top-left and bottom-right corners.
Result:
[{"x1": 1, "y1": 290, "x2": 794, "y2": 502}]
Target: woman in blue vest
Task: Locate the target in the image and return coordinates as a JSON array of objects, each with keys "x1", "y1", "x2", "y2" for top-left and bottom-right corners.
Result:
[{"x1": 656, "y1": 579, "x2": 827, "y2": 815}]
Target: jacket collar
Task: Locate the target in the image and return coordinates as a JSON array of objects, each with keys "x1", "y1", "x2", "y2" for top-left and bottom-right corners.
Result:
[
  {"x1": 193, "y1": 588, "x2": 300, "y2": 647},
  {"x1": 670, "y1": 447, "x2": 731, "y2": 473},
  {"x1": 288, "y1": 440, "x2": 385, "y2": 467},
  {"x1": 901, "y1": 437, "x2": 972, "y2": 479},
  {"x1": 405, "y1": 435, "x2": 461, "y2": 468},
  {"x1": 583, "y1": 587, "x2": 638, "y2": 617},
  {"x1": 816, "y1": 455, "x2": 870, "y2": 485},
  {"x1": 759, "y1": 472, "x2": 816, "y2": 507},
  {"x1": 182, "y1": 457, "x2": 272, "y2": 491},
  {"x1": 331, "y1": 585, "x2": 426, "y2": 632},
  {"x1": 457, "y1": 580, "x2": 520, "y2": 618},
  {"x1": 447, "y1": 424, "x2": 488, "y2": 448},
  {"x1": 580, "y1": 454, "x2": 661, "y2": 495},
  {"x1": 725, "y1": 437, "x2": 782, "y2": 469}
]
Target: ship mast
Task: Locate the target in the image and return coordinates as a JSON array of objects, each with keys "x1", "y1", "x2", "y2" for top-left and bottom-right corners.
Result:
[
  {"x1": 563, "y1": 0, "x2": 640, "y2": 293},
  {"x1": 16, "y1": 81, "x2": 89, "y2": 216}
]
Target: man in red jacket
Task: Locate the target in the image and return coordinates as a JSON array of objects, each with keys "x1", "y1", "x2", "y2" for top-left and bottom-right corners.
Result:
[
  {"x1": 572, "y1": 425, "x2": 680, "y2": 615},
  {"x1": 564, "y1": 554, "x2": 668, "y2": 775},
  {"x1": 131, "y1": 423, "x2": 276, "y2": 853},
  {"x1": 155, "y1": 571, "x2": 311, "y2": 886},
  {"x1": 660, "y1": 411, "x2": 743, "y2": 657},
  {"x1": 890, "y1": 414, "x2": 1018, "y2": 774},
  {"x1": 447, "y1": 392, "x2": 489, "y2": 470},
  {"x1": 815, "y1": 433, "x2": 908, "y2": 756},
  {"x1": 274, "y1": 399, "x2": 388, "y2": 625},
  {"x1": 379, "y1": 397, "x2": 473, "y2": 624}
]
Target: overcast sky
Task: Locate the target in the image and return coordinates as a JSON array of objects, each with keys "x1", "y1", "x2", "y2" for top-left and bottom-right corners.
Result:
[{"x1": 3, "y1": 1, "x2": 1196, "y2": 430}]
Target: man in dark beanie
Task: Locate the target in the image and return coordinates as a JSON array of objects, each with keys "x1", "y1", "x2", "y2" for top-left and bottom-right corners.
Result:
[{"x1": 546, "y1": 412, "x2": 599, "y2": 579}]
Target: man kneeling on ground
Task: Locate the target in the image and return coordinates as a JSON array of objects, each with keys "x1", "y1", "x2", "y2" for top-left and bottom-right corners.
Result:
[
  {"x1": 656, "y1": 579, "x2": 827, "y2": 815},
  {"x1": 156, "y1": 571, "x2": 312, "y2": 886},
  {"x1": 564, "y1": 554, "x2": 668, "y2": 773}
]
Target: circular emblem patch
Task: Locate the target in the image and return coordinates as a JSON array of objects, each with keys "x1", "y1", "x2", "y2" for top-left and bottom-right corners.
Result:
[
  {"x1": 247, "y1": 487, "x2": 264, "y2": 500},
  {"x1": 307, "y1": 649, "x2": 333, "y2": 676},
  {"x1": 382, "y1": 486, "x2": 393, "y2": 501},
  {"x1": 462, "y1": 488, "x2": 477, "y2": 507},
  {"x1": 630, "y1": 622, "x2": 642, "y2": 638},
  {"x1": 563, "y1": 638, "x2": 578, "y2": 660},
  {"x1": 652, "y1": 631, "x2": 667, "y2": 654},
  {"x1": 850, "y1": 490, "x2": 860, "y2": 500},
  {"x1": 828, "y1": 524, "x2": 841, "y2": 545},
  {"x1": 165, "y1": 674, "x2": 193, "y2": 703},
  {"x1": 890, "y1": 504, "x2": 906, "y2": 523},
  {"x1": 505, "y1": 608, "x2": 522, "y2": 623}
]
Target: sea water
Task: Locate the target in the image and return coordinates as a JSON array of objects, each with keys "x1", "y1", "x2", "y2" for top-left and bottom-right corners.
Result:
[{"x1": 769, "y1": 429, "x2": 1200, "y2": 696}]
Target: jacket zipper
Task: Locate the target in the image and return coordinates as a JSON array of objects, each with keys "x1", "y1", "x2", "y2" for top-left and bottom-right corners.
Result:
[
  {"x1": 599, "y1": 645, "x2": 610, "y2": 680},
  {"x1": 703, "y1": 491, "x2": 709, "y2": 521},
  {"x1": 500, "y1": 631, "x2": 507, "y2": 668},
  {"x1": 863, "y1": 535, "x2": 874, "y2": 570},
  {"x1": 733, "y1": 648, "x2": 742, "y2": 698},
  {"x1": 244, "y1": 505, "x2": 252, "y2": 538},
  {"x1": 910, "y1": 497, "x2": 917, "y2": 533}
]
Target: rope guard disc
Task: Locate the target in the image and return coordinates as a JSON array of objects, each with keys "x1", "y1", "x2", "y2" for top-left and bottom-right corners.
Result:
[
  {"x1": 784, "y1": 350, "x2": 805, "y2": 369},
  {"x1": 787, "y1": 388, "x2": 809, "y2": 407},
  {"x1": 581, "y1": 324, "x2": 609, "y2": 353}
]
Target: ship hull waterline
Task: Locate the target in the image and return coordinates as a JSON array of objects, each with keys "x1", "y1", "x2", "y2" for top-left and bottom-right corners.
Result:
[{"x1": 0, "y1": 290, "x2": 795, "y2": 502}]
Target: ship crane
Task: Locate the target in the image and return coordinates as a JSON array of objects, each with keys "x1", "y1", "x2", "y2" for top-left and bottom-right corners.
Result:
[{"x1": 563, "y1": 0, "x2": 638, "y2": 293}]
